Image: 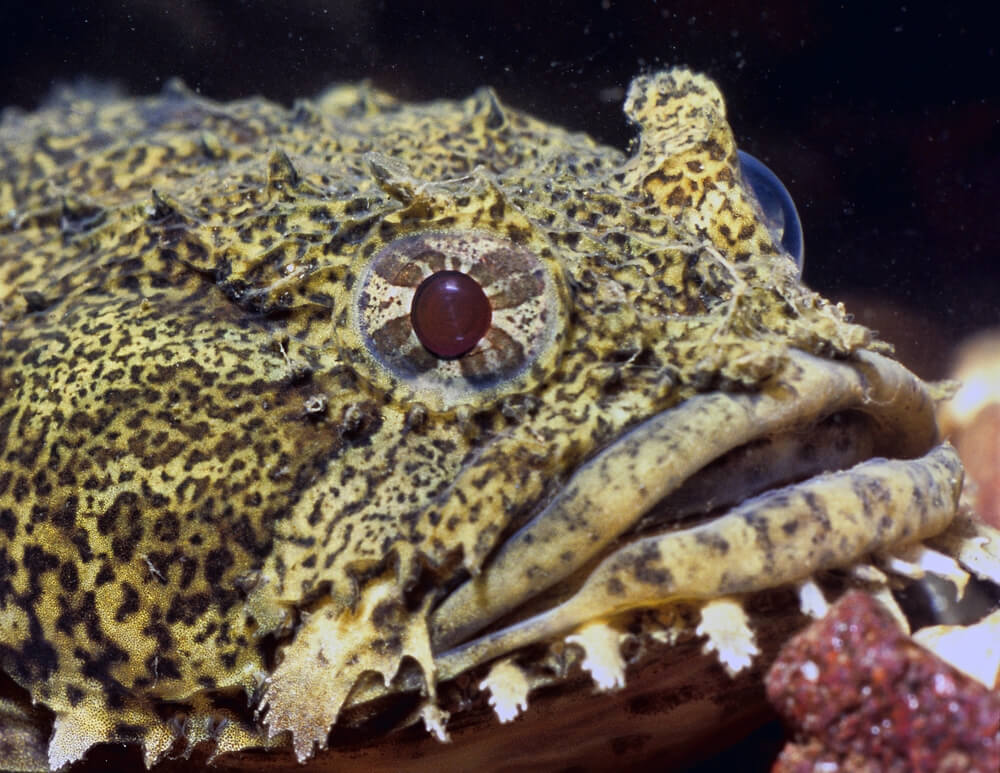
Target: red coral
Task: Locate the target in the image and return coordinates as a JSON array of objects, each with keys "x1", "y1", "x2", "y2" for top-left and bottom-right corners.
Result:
[{"x1": 766, "y1": 590, "x2": 999, "y2": 772}]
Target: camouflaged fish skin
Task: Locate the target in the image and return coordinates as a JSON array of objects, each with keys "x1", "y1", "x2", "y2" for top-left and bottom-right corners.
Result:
[{"x1": 0, "y1": 70, "x2": 962, "y2": 767}]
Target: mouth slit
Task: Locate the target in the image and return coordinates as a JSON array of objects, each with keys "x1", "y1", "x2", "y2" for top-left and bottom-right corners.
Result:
[
  {"x1": 429, "y1": 350, "x2": 943, "y2": 654},
  {"x1": 433, "y1": 410, "x2": 885, "y2": 650},
  {"x1": 434, "y1": 442, "x2": 963, "y2": 682},
  {"x1": 637, "y1": 409, "x2": 878, "y2": 531}
]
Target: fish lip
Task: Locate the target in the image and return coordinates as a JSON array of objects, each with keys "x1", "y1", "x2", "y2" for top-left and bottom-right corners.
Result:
[{"x1": 429, "y1": 348, "x2": 946, "y2": 655}]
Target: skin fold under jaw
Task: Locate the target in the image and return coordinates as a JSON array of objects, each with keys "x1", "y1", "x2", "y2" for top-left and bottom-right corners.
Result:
[
  {"x1": 0, "y1": 67, "x2": 991, "y2": 771},
  {"x1": 437, "y1": 442, "x2": 960, "y2": 682},
  {"x1": 430, "y1": 348, "x2": 949, "y2": 654}
]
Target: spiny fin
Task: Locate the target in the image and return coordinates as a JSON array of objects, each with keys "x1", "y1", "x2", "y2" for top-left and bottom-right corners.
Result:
[
  {"x1": 261, "y1": 572, "x2": 435, "y2": 762},
  {"x1": 179, "y1": 694, "x2": 277, "y2": 763},
  {"x1": 48, "y1": 701, "x2": 175, "y2": 771}
]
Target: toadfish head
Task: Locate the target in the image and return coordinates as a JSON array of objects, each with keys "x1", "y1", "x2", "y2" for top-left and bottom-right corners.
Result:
[{"x1": 0, "y1": 69, "x2": 972, "y2": 770}]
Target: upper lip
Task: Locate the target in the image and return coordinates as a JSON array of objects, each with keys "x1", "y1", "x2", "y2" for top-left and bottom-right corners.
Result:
[{"x1": 427, "y1": 348, "x2": 946, "y2": 659}]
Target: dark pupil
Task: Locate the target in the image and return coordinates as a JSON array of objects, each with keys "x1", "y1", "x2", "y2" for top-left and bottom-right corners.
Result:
[{"x1": 410, "y1": 270, "x2": 492, "y2": 359}]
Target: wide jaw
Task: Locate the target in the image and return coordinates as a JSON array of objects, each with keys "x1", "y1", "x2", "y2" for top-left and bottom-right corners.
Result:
[{"x1": 426, "y1": 348, "x2": 963, "y2": 680}]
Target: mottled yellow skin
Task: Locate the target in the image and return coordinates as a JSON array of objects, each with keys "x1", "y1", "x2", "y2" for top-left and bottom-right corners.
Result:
[{"x1": 0, "y1": 71, "x2": 963, "y2": 768}]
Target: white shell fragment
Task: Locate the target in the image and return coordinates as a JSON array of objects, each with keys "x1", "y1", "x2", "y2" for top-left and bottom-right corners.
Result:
[
  {"x1": 872, "y1": 587, "x2": 912, "y2": 634},
  {"x1": 849, "y1": 563, "x2": 889, "y2": 583},
  {"x1": 566, "y1": 621, "x2": 627, "y2": 690},
  {"x1": 880, "y1": 544, "x2": 970, "y2": 598},
  {"x1": 913, "y1": 609, "x2": 1000, "y2": 689},
  {"x1": 930, "y1": 515, "x2": 1000, "y2": 586},
  {"x1": 480, "y1": 659, "x2": 531, "y2": 723},
  {"x1": 695, "y1": 597, "x2": 760, "y2": 675}
]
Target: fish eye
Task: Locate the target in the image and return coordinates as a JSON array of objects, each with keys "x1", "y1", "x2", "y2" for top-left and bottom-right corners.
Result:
[
  {"x1": 410, "y1": 270, "x2": 492, "y2": 359},
  {"x1": 737, "y1": 150, "x2": 804, "y2": 272},
  {"x1": 345, "y1": 231, "x2": 567, "y2": 411}
]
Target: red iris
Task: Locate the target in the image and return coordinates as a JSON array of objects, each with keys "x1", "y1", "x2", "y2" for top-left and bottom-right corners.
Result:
[{"x1": 410, "y1": 270, "x2": 492, "y2": 358}]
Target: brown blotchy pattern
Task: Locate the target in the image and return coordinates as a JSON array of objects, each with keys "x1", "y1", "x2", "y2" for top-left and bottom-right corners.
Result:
[
  {"x1": 0, "y1": 68, "x2": 887, "y2": 762},
  {"x1": 766, "y1": 590, "x2": 1000, "y2": 773}
]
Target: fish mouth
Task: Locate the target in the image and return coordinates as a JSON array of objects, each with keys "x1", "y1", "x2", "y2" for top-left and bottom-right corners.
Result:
[{"x1": 427, "y1": 349, "x2": 964, "y2": 678}]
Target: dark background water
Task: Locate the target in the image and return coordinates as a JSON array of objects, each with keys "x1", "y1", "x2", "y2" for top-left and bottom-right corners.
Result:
[{"x1": 3, "y1": 1, "x2": 997, "y2": 377}]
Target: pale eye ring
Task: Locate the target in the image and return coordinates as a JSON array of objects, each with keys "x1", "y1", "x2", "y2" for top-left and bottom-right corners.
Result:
[{"x1": 345, "y1": 231, "x2": 566, "y2": 411}]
